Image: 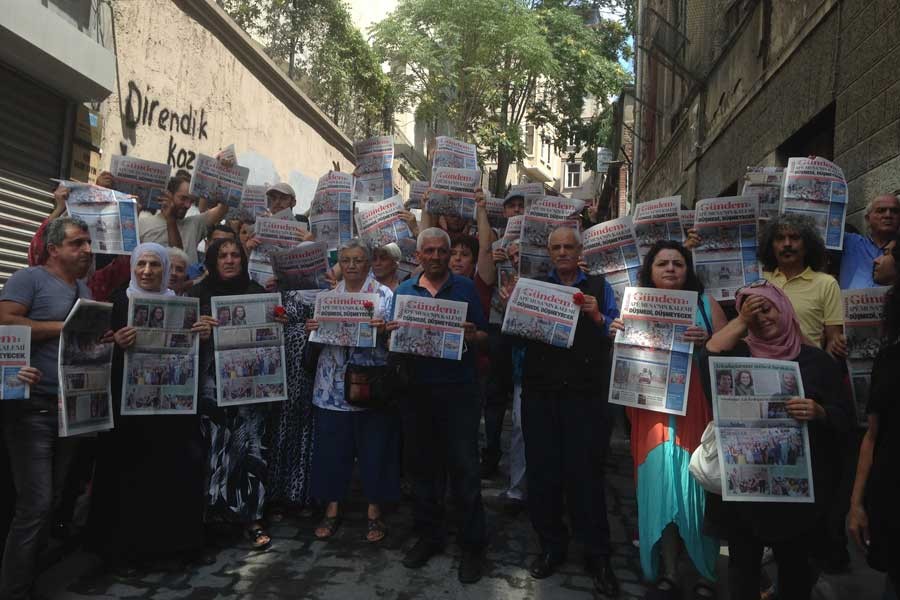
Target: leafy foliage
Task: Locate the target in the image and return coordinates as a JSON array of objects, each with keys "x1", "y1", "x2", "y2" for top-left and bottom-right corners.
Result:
[
  {"x1": 217, "y1": 0, "x2": 397, "y2": 140},
  {"x1": 371, "y1": 0, "x2": 632, "y2": 195}
]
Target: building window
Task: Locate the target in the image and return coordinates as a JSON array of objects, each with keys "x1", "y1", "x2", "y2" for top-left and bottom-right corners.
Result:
[
  {"x1": 524, "y1": 125, "x2": 535, "y2": 156},
  {"x1": 565, "y1": 162, "x2": 582, "y2": 188}
]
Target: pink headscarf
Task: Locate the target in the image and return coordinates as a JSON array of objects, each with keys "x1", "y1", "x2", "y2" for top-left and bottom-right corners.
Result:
[{"x1": 735, "y1": 283, "x2": 803, "y2": 360}]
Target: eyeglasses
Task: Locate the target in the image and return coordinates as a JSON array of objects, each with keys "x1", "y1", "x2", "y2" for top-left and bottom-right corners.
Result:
[
  {"x1": 339, "y1": 258, "x2": 367, "y2": 266},
  {"x1": 735, "y1": 279, "x2": 770, "y2": 296}
]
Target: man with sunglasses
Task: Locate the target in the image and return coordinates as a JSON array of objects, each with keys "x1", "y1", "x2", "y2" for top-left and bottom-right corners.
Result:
[{"x1": 839, "y1": 193, "x2": 900, "y2": 289}]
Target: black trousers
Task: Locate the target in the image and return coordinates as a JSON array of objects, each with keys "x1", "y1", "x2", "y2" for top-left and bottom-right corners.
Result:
[
  {"x1": 482, "y1": 327, "x2": 511, "y2": 463},
  {"x1": 521, "y1": 386, "x2": 611, "y2": 558},
  {"x1": 728, "y1": 534, "x2": 812, "y2": 600}
]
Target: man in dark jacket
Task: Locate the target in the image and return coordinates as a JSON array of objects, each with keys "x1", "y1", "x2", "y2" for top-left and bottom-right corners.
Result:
[{"x1": 520, "y1": 226, "x2": 620, "y2": 597}]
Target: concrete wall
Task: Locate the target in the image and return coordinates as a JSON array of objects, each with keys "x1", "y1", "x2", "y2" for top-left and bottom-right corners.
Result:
[{"x1": 98, "y1": 0, "x2": 355, "y2": 212}]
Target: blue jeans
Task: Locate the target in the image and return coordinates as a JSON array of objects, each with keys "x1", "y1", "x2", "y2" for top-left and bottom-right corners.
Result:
[
  {"x1": 402, "y1": 384, "x2": 486, "y2": 550},
  {"x1": 0, "y1": 407, "x2": 78, "y2": 600}
]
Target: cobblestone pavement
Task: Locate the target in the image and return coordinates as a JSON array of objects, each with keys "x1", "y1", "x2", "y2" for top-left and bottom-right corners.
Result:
[{"x1": 36, "y1": 424, "x2": 888, "y2": 600}]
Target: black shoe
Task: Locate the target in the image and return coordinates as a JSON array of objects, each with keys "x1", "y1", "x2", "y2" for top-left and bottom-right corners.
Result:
[
  {"x1": 480, "y1": 454, "x2": 500, "y2": 479},
  {"x1": 587, "y1": 556, "x2": 620, "y2": 597},
  {"x1": 402, "y1": 538, "x2": 441, "y2": 569},
  {"x1": 529, "y1": 552, "x2": 566, "y2": 579},
  {"x1": 458, "y1": 550, "x2": 483, "y2": 584}
]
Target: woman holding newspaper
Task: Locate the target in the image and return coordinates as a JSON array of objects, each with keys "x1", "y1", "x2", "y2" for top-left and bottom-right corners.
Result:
[
  {"x1": 89, "y1": 242, "x2": 211, "y2": 572},
  {"x1": 304, "y1": 239, "x2": 398, "y2": 543},
  {"x1": 190, "y1": 238, "x2": 286, "y2": 550},
  {"x1": 702, "y1": 282, "x2": 849, "y2": 600},
  {"x1": 609, "y1": 240, "x2": 727, "y2": 599}
]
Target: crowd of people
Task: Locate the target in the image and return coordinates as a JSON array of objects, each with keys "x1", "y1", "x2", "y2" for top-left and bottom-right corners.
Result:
[{"x1": 0, "y1": 166, "x2": 898, "y2": 600}]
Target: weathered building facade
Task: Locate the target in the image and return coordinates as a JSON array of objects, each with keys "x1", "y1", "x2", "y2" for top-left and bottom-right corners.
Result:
[{"x1": 631, "y1": 0, "x2": 900, "y2": 228}]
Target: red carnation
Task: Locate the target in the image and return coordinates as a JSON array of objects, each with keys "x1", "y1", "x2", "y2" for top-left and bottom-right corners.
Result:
[
  {"x1": 273, "y1": 305, "x2": 287, "y2": 317},
  {"x1": 572, "y1": 292, "x2": 585, "y2": 305},
  {"x1": 363, "y1": 300, "x2": 375, "y2": 315}
]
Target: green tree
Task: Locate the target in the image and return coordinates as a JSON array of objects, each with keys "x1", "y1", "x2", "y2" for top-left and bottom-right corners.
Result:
[
  {"x1": 218, "y1": 0, "x2": 397, "y2": 140},
  {"x1": 371, "y1": 0, "x2": 631, "y2": 196}
]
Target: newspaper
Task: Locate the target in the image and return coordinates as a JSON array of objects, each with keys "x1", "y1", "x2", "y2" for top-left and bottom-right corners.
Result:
[
  {"x1": 407, "y1": 180, "x2": 429, "y2": 209},
  {"x1": 507, "y1": 183, "x2": 544, "y2": 198},
  {"x1": 692, "y1": 196, "x2": 761, "y2": 301},
  {"x1": 582, "y1": 216, "x2": 641, "y2": 305},
  {"x1": 742, "y1": 166, "x2": 784, "y2": 222},
  {"x1": 633, "y1": 196, "x2": 683, "y2": 261},
  {"x1": 489, "y1": 239, "x2": 519, "y2": 325},
  {"x1": 396, "y1": 237, "x2": 420, "y2": 281},
  {"x1": 271, "y1": 241, "x2": 331, "y2": 291},
  {"x1": 239, "y1": 184, "x2": 268, "y2": 220},
  {"x1": 216, "y1": 144, "x2": 237, "y2": 164},
  {"x1": 109, "y1": 155, "x2": 171, "y2": 212},
  {"x1": 308, "y1": 292, "x2": 380, "y2": 348},
  {"x1": 781, "y1": 157, "x2": 847, "y2": 250},
  {"x1": 518, "y1": 243, "x2": 553, "y2": 279},
  {"x1": 310, "y1": 171, "x2": 354, "y2": 249},
  {"x1": 679, "y1": 209, "x2": 695, "y2": 236},
  {"x1": 63, "y1": 182, "x2": 140, "y2": 255},
  {"x1": 501, "y1": 278, "x2": 580, "y2": 348},
  {"x1": 432, "y1": 136, "x2": 477, "y2": 171},
  {"x1": 426, "y1": 167, "x2": 481, "y2": 219},
  {"x1": 389, "y1": 296, "x2": 467, "y2": 360},
  {"x1": 608, "y1": 287, "x2": 697, "y2": 416},
  {"x1": 843, "y1": 287, "x2": 888, "y2": 426},
  {"x1": 353, "y1": 169, "x2": 393, "y2": 204},
  {"x1": 122, "y1": 295, "x2": 200, "y2": 415},
  {"x1": 355, "y1": 194, "x2": 414, "y2": 248},
  {"x1": 248, "y1": 217, "x2": 309, "y2": 285},
  {"x1": 521, "y1": 196, "x2": 584, "y2": 247},
  {"x1": 0, "y1": 326, "x2": 30, "y2": 400},
  {"x1": 502, "y1": 215, "x2": 524, "y2": 244},
  {"x1": 211, "y1": 293, "x2": 287, "y2": 406},
  {"x1": 354, "y1": 135, "x2": 393, "y2": 175},
  {"x1": 189, "y1": 153, "x2": 250, "y2": 212},
  {"x1": 709, "y1": 356, "x2": 815, "y2": 503},
  {"x1": 58, "y1": 299, "x2": 114, "y2": 437},
  {"x1": 485, "y1": 195, "x2": 508, "y2": 229}
]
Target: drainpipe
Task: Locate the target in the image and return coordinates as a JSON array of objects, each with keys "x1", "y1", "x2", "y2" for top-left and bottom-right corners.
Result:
[{"x1": 630, "y1": 0, "x2": 643, "y2": 214}]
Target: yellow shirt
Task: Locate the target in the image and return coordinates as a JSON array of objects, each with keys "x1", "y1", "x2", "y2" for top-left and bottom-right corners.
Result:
[{"x1": 763, "y1": 267, "x2": 843, "y2": 348}]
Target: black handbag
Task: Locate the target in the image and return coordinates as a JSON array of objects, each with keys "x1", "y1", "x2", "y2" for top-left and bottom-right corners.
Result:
[{"x1": 344, "y1": 354, "x2": 409, "y2": 410}]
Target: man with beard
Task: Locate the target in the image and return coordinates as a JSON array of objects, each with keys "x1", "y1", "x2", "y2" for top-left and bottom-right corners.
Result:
[
  {"x1": 759, "y1": 214, "x2": 845, "y2": 356},
  {"x1": 0, "y1": 218, "x2": 104, "y2": 600},
  {"x1": 138, "y1": 174, "x2": 229, "y2": 263},
  {"x1": 839, "y1": 193, "x2": 900, "y2": 289},
  {"x1": 386, "y1": 227, "x2": 489, "y2": 584}
]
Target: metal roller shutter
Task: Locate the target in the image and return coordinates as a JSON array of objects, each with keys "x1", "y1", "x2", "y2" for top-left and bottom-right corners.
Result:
[{"x1": 0, "y1": 64, "x2": 68, "y2": 289}]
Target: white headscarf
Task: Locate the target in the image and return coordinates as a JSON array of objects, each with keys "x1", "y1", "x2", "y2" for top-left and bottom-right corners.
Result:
[{"x1": 127, "y1": 242, "x2": 176, "y2": 298}]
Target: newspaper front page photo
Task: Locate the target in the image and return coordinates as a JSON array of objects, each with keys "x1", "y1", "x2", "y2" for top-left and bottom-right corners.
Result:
[{"x1": 0, "y1": 326, "x2": 30, "y2": 400}]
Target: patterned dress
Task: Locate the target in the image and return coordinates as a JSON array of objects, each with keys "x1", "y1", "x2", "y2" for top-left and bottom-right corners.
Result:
[{"x1": 266, "y1": 290, "x2": 319, "y2": 506}]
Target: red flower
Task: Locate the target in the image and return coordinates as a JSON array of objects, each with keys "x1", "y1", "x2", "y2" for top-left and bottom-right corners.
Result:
[
  {"x1": 363, "y1": 300, "x2": 375, "y2": 310},
  {"x1": 572, "y1": 292, "x2": 585, "y2": 305},
  {"x1": 273, "y1": 305, "x2": 287, "y2": 317}
]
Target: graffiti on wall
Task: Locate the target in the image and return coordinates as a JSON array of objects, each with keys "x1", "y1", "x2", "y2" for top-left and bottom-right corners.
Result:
[{"x1": 122, "y1": 81, "x2": 209, "y2": 169}]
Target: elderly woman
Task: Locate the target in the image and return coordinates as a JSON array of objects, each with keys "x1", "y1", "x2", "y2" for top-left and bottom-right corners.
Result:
[
  {"x1": 190, "y1": 238, "x2": 282, "y2": 550},
  {"x1": 703, "y1": 282, "x2": 849, "y2": 600},
  {"x1": 167, "y1": 247, "x2": 191, "y2": 295},
  {"x1": 89, "y1": 242, "x2": 209, "y2": 572},
  {"x1": 610, "y1": 240, "x2": 727, "y2": 599},
  {"x1": 372, "y1": 242, "x2": 402, "y2": 291},
  {"x1": 848, "y1": 238, "x2": 900, "y2": 596},
  {"x1": 305, "y1": 239, "x2": 398, "y2": 542}
]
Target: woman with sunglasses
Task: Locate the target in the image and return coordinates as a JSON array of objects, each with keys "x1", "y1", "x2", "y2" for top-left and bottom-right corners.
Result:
[
  {"x1": 610, "y1": 240, "x2": 727, "y2": 599},
  {"x1": 703, "y1": 281, "x2": 849, "y2": 600}
]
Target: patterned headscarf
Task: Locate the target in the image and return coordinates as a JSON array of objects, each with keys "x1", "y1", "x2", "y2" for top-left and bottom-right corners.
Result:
[
  {"x1": 735, "y1": 282, "x2": 802, "y2": 360},
  {"x1": 127, "y1": 242, "x2": 175, "y2": 298}
]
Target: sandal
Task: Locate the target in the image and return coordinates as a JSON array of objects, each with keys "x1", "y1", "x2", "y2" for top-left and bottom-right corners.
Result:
[
  {"x1": 644, "y1": 576, "x2": 680, "y2": 600},
  {"x1": 314, "y1": 514, "x2": 341, "y2": 539},
  {"x1": 245, "y1": 526, "x2": 272, "y2": 550},
  {"x1": 693, "y1": 581, "x2": 716, "y2": 599},
  {"x1": 366, "y1": 518, "x2": 387, "y2": 543}
]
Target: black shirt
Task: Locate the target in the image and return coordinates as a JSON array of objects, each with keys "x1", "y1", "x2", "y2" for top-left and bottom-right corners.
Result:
[{"x1": 866, "y1": 342, "x2": 900, "y2": 531}]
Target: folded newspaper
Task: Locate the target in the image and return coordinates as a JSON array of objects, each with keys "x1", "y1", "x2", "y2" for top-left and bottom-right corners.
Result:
[
  {"x1": 0, "y1": 326, "x2": 30, "y2": 400},
  {"x1": 309, "y1": 292, "x2": 380, "y2": 348},
  {"x1": 500, "y1": 278, "x2": 580, "y2": 348},
  {"x1": 389, "y1": 296, "x2": 467, "y2": 360},
  {"x1": 63, "y1": 182, "x2": 140, "y2": 255}
]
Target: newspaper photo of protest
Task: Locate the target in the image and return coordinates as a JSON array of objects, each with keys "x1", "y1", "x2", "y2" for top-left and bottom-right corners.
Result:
[
  {"x1": 355, "y1": 194, "x2": 413, "y2": 248},
  {"x1": 310, "y1": 171, "x2": 354, "y2": 248},
  {"x1": 109, "y1": 155, "x2": 171, "y2": 212},
  {"x1": 520, "y1": 196, "x2": 584, "y2": 247},
  {"x1": 843, "y1": 287, "x2": 888, "y2": 425},
  {"x1": 517, "y1": 243, "x2": 553, "y2": 279},
  {"x1": 582, "y1": 216, "x2": 641, "y2": 305},
  {"x1": 59, "y1": 299, "x2": 114, "y2": 437},
  {"x1": 608, "y1": 287, "x2": 696, "y2": 416},
  {"x1": 122, "y1": 295, "x2": 199, "y2": 415},
  {"x1": 354, "y1": 169, "x2": 394, "y2": 204},
  {"x1": 692, "y1": 196, "x2": 760, "y2": 300},
  {"x1": 308, "y1": 292, "x2": 380, "y2": 348},
  {"x1": 354, "y1": 135, "x2": 393, "y2": 175},
  {"x1": 781, "y1": 156, "x2": 847, "y2": 250},
  {"x1": 64, "y1": 182, "x2": 140, "y2": 255},
  {"x1": 0, "y1": 325, "x2": 30, "y2": 400},
  {"x1": 271, "y1": 241, "x2": 331, "y2": 291},
  {"x1": 389, "y1": 296, "x2": 466, "y2": 361},
  {"x1": 211, "y1": 293, "x2": 287, "y2": 406},
  {"x1": 742, "y1": 166, "x2": 784, "y2": 222},
  {"x1": 633, "y1": 196, "x2": 683, "y2": 261},
  {"x1": 501, "y1": 278, "x2": 580, "y2": 348},
  {"x1": 189, "y1": 153, "x2": 250, "y2": 213},
  {"x1": 426, "y1": 167, "x2": 481, "y2": 220},
  {"x1": 407, "y1": 180, "x2": 429, "y2": 209},
  {"x1": 710, "y1": 356, "x2": 815, "y2": 503}
]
